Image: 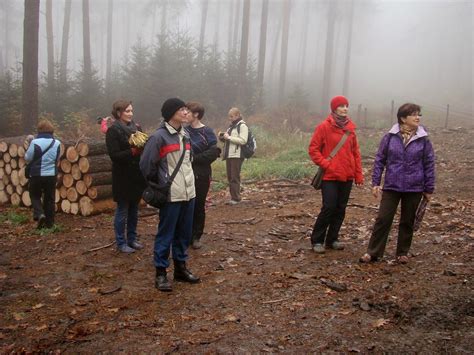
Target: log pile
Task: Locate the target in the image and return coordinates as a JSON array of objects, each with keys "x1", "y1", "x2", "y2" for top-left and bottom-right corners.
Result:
[{"x1": 0, "y1": 137, "x2": 115, "y2": 216}]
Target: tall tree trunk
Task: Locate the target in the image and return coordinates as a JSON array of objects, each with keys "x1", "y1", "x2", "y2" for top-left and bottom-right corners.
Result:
[
  {"x1": 342, "y1": 0, "x2": 354, "y2": 97},
  {"x1": 269, "y1": 19, "x2": 281, "y2": 81},
  {"x1": 198, "y1": 0, "x2": 209, "y2": 65},
  {"x1": 213, "y1": 1, "x2": 221, "y2": 55},
  {"x1": 4, "y1": 0, "x2": 10, "y2": 70},
  {"x1": 227, "y1": 0, "x2": 234, "y2": 54},
  {"x1": 278, "y1": 0, "x2": 291, "y2": 103},
  {"x1": 237, "y1": 0, "x2": 250, "y2": 104},
  {"x1": 232, "y1": 0, "x2": 241, "y2": 53},
  {"x1": 46, "y1": 0, "x2": 54, "y2": 90},
  {"x1": 257, "y1": 0, "x2": 269, "y2": 106},
  {"x1": 298, "y1": 1, "x2": 310, "y2": 81},
  {"x1": 321, "y1": 1, "x2": 337, "y2": 111},
  {"x1": 105, "y1": 0, "x2": 113, "y2": 95},
  {"x1": 22, "y1": 0, "x2": 40, "y2": 132},
  {"x1": 82, "y1": 0, "x2": 92, "y2": 81},
  {"x1": 160, "y1": 1, "x2": 168, "y2": 37},
  {"x1": 60, "y1": 0, "x2": 72, "y2": 89}
]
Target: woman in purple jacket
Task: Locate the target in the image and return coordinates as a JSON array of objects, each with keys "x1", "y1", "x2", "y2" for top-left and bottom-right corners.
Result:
[{"x1": 360, "y1": 103, "x2": 435, "y2": 264}]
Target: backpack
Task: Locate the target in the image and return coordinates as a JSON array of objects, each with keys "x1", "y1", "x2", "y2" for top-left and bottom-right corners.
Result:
[{"x1": 237, "y1": 122, "x2": 257, "y2": 158}]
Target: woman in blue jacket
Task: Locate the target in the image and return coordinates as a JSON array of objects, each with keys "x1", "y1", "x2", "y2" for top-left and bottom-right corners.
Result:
[{"x1": 25, "y1": 119, "x2": 61, "y2": 229}]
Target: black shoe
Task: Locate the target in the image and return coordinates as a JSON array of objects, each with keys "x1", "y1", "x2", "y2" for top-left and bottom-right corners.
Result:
[
  {"x1": 37, "y1": 214, "x2": 46, "y2": 229},
  {"x1": 174, "y1": 261, "x2": 200, "y2": 283},
  {"x1": 155, "y1": 268, "x2": 172, "y2": 292}
]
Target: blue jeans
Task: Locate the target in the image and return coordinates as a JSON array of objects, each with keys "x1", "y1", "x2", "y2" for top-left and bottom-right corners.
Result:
[
  {"x1": 114, "y1": 200, "x2": 139, "y2": 247},
  {"x1": 154, "y1": 199, "x2": 195, "y2": 268}
]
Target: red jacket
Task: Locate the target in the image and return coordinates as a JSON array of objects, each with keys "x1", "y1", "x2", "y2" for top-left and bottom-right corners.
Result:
[{"x1": 308, "y1": 115, "x2": 363, "y2": 184}]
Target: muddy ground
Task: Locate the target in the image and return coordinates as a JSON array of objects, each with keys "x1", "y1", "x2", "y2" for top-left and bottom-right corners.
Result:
[{"x1": 1, "y1": 128, "x2": 473, "y2": 353}]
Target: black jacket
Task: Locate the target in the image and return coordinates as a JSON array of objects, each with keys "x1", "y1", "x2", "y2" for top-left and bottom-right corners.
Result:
[{"x1": 105, "y1": 121, "x2": 147, "y2": 202}]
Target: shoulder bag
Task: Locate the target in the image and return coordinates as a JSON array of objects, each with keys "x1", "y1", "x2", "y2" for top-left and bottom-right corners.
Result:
[
  {"x1": 142, "y1": 138, "x2": 186, "y2": 208},
  {"x1": 311, "y1": 131, "x2": 350, "y2": 190}
]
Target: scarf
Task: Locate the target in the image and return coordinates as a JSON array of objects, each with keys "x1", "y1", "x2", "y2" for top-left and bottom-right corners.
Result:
[
  {"x1": 399, "y1": 124, "x2": 416, "y2": 146},
  {"x1": 331, "y1": 113, "x2": 349, "y2": 128},
  {"x1": 115, "y1": 119, "x2": 138, "y2": 137}
]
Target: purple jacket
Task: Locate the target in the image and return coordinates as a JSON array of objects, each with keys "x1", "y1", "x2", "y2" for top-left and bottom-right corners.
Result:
[{"x1": 372, "y1": 124, "x2": 435, "y2": 193}]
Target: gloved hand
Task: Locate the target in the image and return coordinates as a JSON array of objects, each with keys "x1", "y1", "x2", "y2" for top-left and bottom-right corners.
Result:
[{"x1": 131, "y1": 147, "x2": 143, "y2": 156}]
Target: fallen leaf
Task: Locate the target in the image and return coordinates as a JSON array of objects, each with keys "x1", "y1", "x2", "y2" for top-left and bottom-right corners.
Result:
[
  {"x1": 32, "y1": 303, "x2": 45, "y2": 310},
  {"x1": 372, "y1": 318, "x2": 390, "y2": 328},
  {"x1": 13, "y1": 313, "x2": 25, "y2": 321},
  {"x1": 107, "y1": 308, "x2": 120, "y2": 313},
  {"x1": 0, "y1": 272, "x2": 7, "y2": 280},
  {"x1": 35, "y1": 324, "x2": 48, "y2": 331},
  {"x1": 49, "y1": 292, "x2": 61, "y2": 297}
]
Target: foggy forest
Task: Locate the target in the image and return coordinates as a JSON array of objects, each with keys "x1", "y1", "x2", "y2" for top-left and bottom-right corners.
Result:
[
  {"x1": 0, "y1": 0, "x2": 472, "y2": 134},
  {"x1": 0, "y1": 1, "x2": 474, "y2": 353}
]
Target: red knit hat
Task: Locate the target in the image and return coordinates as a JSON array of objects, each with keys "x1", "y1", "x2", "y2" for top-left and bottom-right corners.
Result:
[{"x1": 330, "y1": 95, "x2": 349, "y2": 112}]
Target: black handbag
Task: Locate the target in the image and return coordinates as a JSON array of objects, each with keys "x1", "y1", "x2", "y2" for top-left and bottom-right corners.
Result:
[
  {"x1": 142, "y1": 139, "x2": 186, "y2": 208},
  {"x1": 311, "y1": 131, "x2": 350, "y2": 190},
  {"x1": 25, "y1": 139, "x2": 56, "y2": 178}
]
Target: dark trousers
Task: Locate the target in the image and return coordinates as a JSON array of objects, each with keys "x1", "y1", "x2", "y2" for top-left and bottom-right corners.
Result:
[
  {"x1": 114, "y1": 199, "x2": 139, "y2": 247},
  {"x1": 29, "y1": 176, "x2": 56, "y2": 227},
  {"x1": 226, "y1": 158, "x2": 244, "y2": 201},
  {"x1": 367, "y1": 190, "x2": 422, "y2": 258},
  {"x1": 154, "y1": 199, "x2": 195, "y2": 268},
  {"x1": 192, "y1": 174, "x2": 211, "y2": 241},
  {"x1": 311, "y1": 180, "x2": 353, "y2": 246}
]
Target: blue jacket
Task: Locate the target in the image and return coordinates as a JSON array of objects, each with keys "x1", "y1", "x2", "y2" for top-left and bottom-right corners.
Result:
[
  {"x1": 25, "y1": 133, "x2": 61, "y2": 177},
  {"x1": 372, "y1": 124, "x2": 435, "y2": 193}
]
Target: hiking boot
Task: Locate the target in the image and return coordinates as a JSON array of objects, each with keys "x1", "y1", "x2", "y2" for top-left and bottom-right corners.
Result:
[
  {"x1": 191, "y1": 239, "x2": 202, "y2": 249},
  {"x1": 155, "y1": 268, "x2": 172, "y2": 292},
  {"x1": 128, "y1": 240, "x2": 143, "y2": 250},
  {"x1": 174, "y1": 261, "x2": 200, "y2": 283},
  {"x1": 118, "y1": 244, "x2": 135, "y2": 253},
  {"x1": 312, "y1": 244, "x2": 325, "y2": 254},
  {"x1": 327, "y1": 241, "x2": 345, "y2": 250},
  {"x1": 37, "y1": 214, "x2": 46, "y2": 229}
]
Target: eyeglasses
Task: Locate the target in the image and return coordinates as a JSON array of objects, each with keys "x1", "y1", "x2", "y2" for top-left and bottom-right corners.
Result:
[{"x1": 178, "y1": 107, "x2": 189, "y2": 113}]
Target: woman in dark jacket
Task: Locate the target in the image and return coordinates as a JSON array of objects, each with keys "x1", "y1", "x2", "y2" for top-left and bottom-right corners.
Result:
[
  {"x1": 360, "y1": 103, "x2": 435, "y2": 264},
  {"x1": 186, "y1": 101, "x2": 220, "y2": 249},
  {"x1": 106, "y1": 99, "x2": 147, "y2": 253},
  {"x1": 308, "y1": 96, "x2": 364, "y2": 254}
]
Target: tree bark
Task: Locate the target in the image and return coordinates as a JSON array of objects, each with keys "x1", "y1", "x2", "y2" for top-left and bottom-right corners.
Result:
[
  {"x1": 198, "y1": 0, "x2": 209, "y2": 65},
  {"x1": 237, "y1": 0, "x2": 250, "y2": 105},
  {"x1": 79, "y1": 196, "x2": 115, "y2": 216},
  {"x1": 87, "y1": 184, "x2": 112, "y2": 200},
  {"x1": 60, "y1": 0, "x2": 72, "y2": 89},
  {"x1": 105, "y1": 0, "x2": 113, "y2": 95},
  {"x1": 83, "y1": 171, "x2": 112, "y2": 187},
  {"x1": 46, "y1": 0, "x2": 54, "y2": 91},
  {"x1": 22, "y1": 0, "x2": 40, "y2": 133},
  {"x1": 82, "y1": 0, "x2": 92, "y2": 85},
  {"x1": 80, "y1": 154, "x2": 112, "y2": 174},
  {"x1": 342, "y1": 0, "x2": 355, "y2": 97},
  {"x1": 257, "y1": 0, "x2": 269, "y2": 106},
  {"x1": 321, "y1": 1, "x2": 337, "y2": 111},
  {"x1": 278, "y1": 0, "x2": 291, "y2": 103}
]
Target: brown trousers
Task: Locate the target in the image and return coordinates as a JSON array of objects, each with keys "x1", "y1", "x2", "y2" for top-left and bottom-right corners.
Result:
[
  {"x1": 226, "y1": 158, "x2": 244, "y2": 201},
  {"x1": 367, "y1": 190, "x2": 422, "y2": 258}
]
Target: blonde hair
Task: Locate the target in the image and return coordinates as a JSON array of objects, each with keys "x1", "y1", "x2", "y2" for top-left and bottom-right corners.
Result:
[
  {"x1": 228, "y1": 107, "x2": 241, "y2": 118},
  {"x1": 37, "y1": 119, "x2": 54, "y2": 134}
]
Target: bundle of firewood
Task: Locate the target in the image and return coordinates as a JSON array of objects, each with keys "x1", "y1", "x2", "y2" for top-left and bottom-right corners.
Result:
[{"x1": 0, "y1": 136, "x2": 115, "y2": 216}]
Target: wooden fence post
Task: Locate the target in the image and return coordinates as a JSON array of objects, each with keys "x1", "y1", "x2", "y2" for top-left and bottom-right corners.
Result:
[{"x1": 444, "y1": 104, "x2": 450, "y2": 128}]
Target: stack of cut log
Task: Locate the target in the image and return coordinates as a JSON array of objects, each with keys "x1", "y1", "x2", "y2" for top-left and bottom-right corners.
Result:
[{"x1": 0, "y1": 136, "x2": 115, "y2": 216}]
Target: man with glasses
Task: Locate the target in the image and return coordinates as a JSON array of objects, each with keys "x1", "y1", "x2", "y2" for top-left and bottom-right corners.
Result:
[{"x1": 140, "y1": 98, "x2": 200, "y2": 291}]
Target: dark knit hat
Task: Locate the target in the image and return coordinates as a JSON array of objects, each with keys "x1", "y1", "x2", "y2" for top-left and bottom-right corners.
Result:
[
  {"x1": 161, "y1": 98, "x2": 186, "y2": 122},
  {"x1": 330, "y1": 95, "x2": 349, "y2": 112}
]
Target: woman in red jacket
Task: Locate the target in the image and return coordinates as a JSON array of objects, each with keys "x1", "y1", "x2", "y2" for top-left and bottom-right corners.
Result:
[{"x1": 308, "y1": 96, "x2": 364, "y2": 253}]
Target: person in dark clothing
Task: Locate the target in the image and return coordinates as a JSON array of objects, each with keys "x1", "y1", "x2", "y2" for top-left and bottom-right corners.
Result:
[
  {"x1": 186, "y1": 101, "x2": 221, "y2": 249},
  {"x1": 308, "y1": 96, "x2": 364, "y2": 254},
  {"x1": 25, "y1": 119, "x2": 61, "y2": 229},
  {"x1": 360, "y1": 103, "x2": 435, "y2": 264},
  {"x1": 105, "y1": 99, "x2": 147, "y2": 253}
]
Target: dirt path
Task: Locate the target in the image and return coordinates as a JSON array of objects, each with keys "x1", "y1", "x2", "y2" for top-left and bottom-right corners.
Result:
[{"x1": 1, "y1": 129, "x2": 473, "y2": 353}]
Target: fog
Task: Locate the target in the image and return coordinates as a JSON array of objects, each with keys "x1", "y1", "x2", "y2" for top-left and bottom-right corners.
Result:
[{"x1": 1, "y1": 0, "x2": 472, "y2": 127}]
